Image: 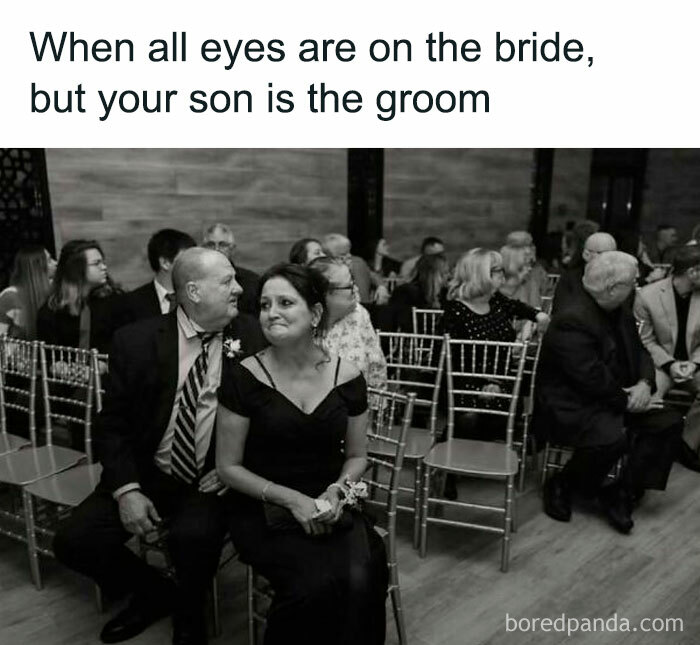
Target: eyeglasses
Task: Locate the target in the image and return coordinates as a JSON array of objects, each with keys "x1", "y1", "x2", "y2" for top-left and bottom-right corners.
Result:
[
  {"x1": 203, "y1": 241, "x2": 234, "y2": 252},
  {"x1": 87, "y1": 259, "x2": 107, "y2": 268},
  {"x1": 490, "y1": 267, "x2": 505, "y2": 276},
  {"x1": 328, "y1": 281, "x2": 356, "y2": 293}
]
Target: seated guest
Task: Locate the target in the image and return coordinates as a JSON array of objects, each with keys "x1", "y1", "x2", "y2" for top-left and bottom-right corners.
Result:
[
  {"x1": 443, "y1": 248, "x2": 549, "y2": 344},
  {"x1": 380, "y1": 254, "x2": 448, "y2": 332},
  {"x1": 634, "y1": 244, "x2": 700, "y2": 469},
  {"x1": 37, "y1": 240, "x2": 121, "y2": 353},
  {"x1": 310, "y1": 256, "x2": 388, "y2": 394},
  {"x1": 552, "y1": 232, "x2": 616, "y2": 315},
  {"x1": 618, "y1": 229, "x2": 667, "y2": 285},
  {"x1": 648, "y1": 224, "x2": 679, "y2": 264},
  {"x1": 288, "y1": 237, "x2": 326, "y2": 266},
  {"x1": 52, "y1": 248, "x2": 266, "y2": 645},
  {"x1": 505, "y1": 230, "x2": 548, "y2": 302},
  {"x1": 537, "y1": 252, "x2": 683, "y2": 534},
  {"x1": 203, "y1": 222, "x2": 260, "y2": 315},
  {"x1": 499, "y1": 243, "x2": 540, "y2": 309},
  {"x1": 216, "y1": 263, "x2": 388, "y2": 645},
  {"x1": 400, "y1": 236, "x2": 446, "y2": 280},
  {"x1": 323, "y1": 233, "x2": 389, "y2": 307},
  {"x1": 369, "y1": 237, "x2": 402, "y2": 278},
  {"x1": 118, "y1": 229, "x2": 195, "y2": 326},
  {"x1": 0, "y1": 245, "x2": 55, "y2": 339}
]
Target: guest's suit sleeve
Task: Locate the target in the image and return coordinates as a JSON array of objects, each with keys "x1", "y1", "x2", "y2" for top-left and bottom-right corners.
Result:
[
  {"x1": 95, "y1": 329, "x2": 141, "y2": 493},
  {"x1": 545, "y1": 316, "x2": 628, "y2": 412},
  {"x1": 633, "y1": 288, "x2": 674, "y2": 368}
]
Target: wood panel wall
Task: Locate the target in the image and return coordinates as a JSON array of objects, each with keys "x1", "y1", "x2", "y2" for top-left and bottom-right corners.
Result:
[
  {"x1": 46, "y1": 149, "x2": 347, "y2": 289},
  {"x1": 383, "y1": 149, "x2": 534, "y2": 262}
]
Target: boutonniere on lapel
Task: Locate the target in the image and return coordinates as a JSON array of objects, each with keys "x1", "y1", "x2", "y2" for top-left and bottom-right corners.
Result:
[{"x1": 223, "y1": 337, "x2": 243, "y2": 359}]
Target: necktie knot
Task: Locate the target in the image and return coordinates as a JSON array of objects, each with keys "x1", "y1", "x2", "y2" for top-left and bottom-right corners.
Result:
[
  {"x1": 198, "y1": 332, "x2": 217, "y2": 352},
  {"x1": 165, "y1": 292, "x2": 177, "y2": 313}
]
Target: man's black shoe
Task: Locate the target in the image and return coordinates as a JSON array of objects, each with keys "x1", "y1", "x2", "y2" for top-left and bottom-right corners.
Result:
[
  {"x1": 543, "y1": 474, "x2": 572, "y2": 522},
  {"x1": 599, "y1": 485, "x2": 634, "y2": 535},
  {"x1": 676, "y1": 441, "x2": 700, "y2": 473},
  {"x1": 100, "y1": 585, "x2": 174, "y2": 643}
]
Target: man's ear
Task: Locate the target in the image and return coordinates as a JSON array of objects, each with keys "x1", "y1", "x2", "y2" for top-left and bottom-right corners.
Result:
[
  {"x1": 159, "y1": 256, "x2": 172, "y2": 273},
  {"x1": 185, "y1": 281, "x2": 200, "y2": 304}
]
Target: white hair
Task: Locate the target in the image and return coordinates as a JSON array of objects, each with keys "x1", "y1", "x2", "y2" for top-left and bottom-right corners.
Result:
[
  {"x1": 203, "y1": 222, "x2": 235, "y2": 242},
  {"x1": 582, "y1": 251, "x2": 638, "y2": 295},
  {"x1": 323, "y1": 233, "x2": 351, "y2": 257}
]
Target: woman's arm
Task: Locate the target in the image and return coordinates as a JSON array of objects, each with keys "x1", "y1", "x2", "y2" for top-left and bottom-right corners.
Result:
[{"x1": 215, "y1": 404, "x2": 323, "y2": 535}]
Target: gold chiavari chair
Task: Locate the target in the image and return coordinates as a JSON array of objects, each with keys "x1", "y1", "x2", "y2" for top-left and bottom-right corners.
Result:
[
  {"x1": 0, "y1": 342, "x2": 89, "y2": 586},
  {"x1": 419, "y1": 336, "x2": 528, "y2": 572},
  {"x1": 540, "y1": 295, "x2": 553, "y2": 315},
  {"x1": 0, "y1": 335, "x2": 35, "y2": 455},
  {"x1": 376, "y1": 331, "x2": 445, "y2": 547},
  {"x1": 411, "y1": 307, "x2": 444, "y2": 336},
  {"x1": 247, "y1": 388, "x2": 416, "y2": 645},
  {"x1": 23, "y1": 346, "x2": 105, "y2": 590}
]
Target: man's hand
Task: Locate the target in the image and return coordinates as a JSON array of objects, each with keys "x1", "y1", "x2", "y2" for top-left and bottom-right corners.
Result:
[
  {"x1": 624, "y1": 380, "x2": 652, "y2": 413},
  {"x1": 535, "y1": 312, "x2": 550, "y2": 333},
  {"x1": 671, "y1": 361, "x2": 696, "y2": 383},
  {"x1": 118, "y1": 490, "x2": 161, "y2": 536},
  {"x1": 199, "y1": 469, "x2": 228, "y2": 496},
  {"x1": 374, "y1": 285, "x2": 390, "y2": 306}
]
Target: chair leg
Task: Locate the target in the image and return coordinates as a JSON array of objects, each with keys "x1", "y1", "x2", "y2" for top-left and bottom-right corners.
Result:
[
  {"x1": 419, "y1": 465, "x2": 431, "y2": 558},
  {"x1": 390, "y1": 585, "x2": 408, "y2": 645},
  {"x1": 211, "y1": 574, "x2": 221, "y2": 637},
  {"x1": 540, "y1": 442, "x2": 551, "y2": 490},
  {"x1": 22, "y1": 488, "x2": 43, "y2": 590},
  {"x1": 501, "y1": 475, "x2": 514, "y2": 573},
  {"x1": 247, "y1": 565, "x2": 256, "y2": 645},
  {"x1": 412, "y1": 462, "x2": 422, "y2": 550}
]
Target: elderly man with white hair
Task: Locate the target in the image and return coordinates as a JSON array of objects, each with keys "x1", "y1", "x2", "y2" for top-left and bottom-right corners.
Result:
[
  {"x1": 536, "y1": 251, "x2": 683, "y2": 535},
  {"x1": 552, "y1": 231, "x2": 618, "y2": 315},
  {"x1": 202, "y1": 223, "x2": 260, "y2": 315}
]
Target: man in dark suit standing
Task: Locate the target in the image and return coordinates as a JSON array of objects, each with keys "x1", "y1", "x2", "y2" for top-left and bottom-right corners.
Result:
[
  {"x1": 53, "y1": 248, "x2": 266, "y2": 645},
  {"x1": 119, "y1": 229, "x2": 196, "y2": 326},
  {"x1": 537, "y1": 251, "x2": 682, "y2": 534},
  {"x1": 202, "y1": 223, "x2": 259, "y2": 316}
]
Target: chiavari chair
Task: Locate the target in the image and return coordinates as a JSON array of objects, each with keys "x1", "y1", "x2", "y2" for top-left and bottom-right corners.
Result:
[
  {"x1": 419, "y1": 335, "x2": 528, "y2": 572},
  {"x1": 0, "y1": 335, "x2": 35, "y2": 456},
  {"x1": 411, "y1": 307, "x2": 444, "y2": 336}
]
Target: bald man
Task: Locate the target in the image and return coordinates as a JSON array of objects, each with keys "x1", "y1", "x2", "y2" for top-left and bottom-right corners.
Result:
[
  {"x1": 552, "y1": 232, "x2": 617, "y2": 315},
  {"x1": 53, "y1": 248, "x2": 266, "y2": 645}
]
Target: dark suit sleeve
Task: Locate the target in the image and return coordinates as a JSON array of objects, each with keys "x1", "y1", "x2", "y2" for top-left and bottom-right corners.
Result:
[
  {"x1": 546, "y1": 317, "x2": 628, "y2": 411},
  {"x1": 95, "y1": 329, "x2": 141, "y2": 492}
]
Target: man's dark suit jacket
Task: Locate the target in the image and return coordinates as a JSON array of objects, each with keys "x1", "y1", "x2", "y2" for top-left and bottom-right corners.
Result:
[
  {"x1": 234, "y1": 265, "x2": 260, "y2": 316},
  {"x1": 117, "y1": 281, "x2": 162, "y2": 328},
  {"x1": 535, "y1": 291, "x2": 656, "y2": 448},
  {"x1": 551, "y1": 265, "x2": 584, "y2": 316},
  {"x1": 96, "y1": 311, "x2": 266, "y2": 493}
]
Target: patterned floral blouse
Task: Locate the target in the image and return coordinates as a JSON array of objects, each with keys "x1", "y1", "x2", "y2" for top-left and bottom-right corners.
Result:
[{"x1": 323, "y1": 303, "x2": 388, "y2": 396}]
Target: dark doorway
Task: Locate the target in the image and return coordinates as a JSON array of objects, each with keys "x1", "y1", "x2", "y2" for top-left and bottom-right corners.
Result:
[{"x1": 347, "y1": 149, "x2": 383, "y2": 260}]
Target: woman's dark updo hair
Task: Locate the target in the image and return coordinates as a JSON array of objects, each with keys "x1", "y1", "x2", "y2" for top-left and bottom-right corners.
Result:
[
  {"x1": 257, "y1": 263, "x2": 330, "y2": 334},
  {"x1": 288, "y1": 238, "x2": 322, "y2": 266}
]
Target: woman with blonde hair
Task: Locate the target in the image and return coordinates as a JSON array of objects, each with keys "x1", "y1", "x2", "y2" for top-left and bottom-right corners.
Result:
[
  {"x1": 0, "y1": 246, "x2": 55, "y2": 339},
  {"x1": 498, "y1": 244, "x2": 541, "y2": 307},
  {"x1": 444, "y1": 248, "x2": 548, "y2": 342}
]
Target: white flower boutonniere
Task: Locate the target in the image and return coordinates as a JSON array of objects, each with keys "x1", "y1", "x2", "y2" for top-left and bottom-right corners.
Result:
[{"x1": 223, "y1": 338, "x2": 242, "y2": 359}]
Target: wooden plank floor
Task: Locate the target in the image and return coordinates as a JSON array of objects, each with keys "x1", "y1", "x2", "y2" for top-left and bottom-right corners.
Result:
[{"x1": 1, "y1": 463, "x2": 699, "y2": 645}]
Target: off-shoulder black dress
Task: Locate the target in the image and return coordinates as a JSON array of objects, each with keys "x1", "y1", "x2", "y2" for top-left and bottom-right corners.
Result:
[{"x1": 218, "y1": 357, "x2": 388, "y2": 645}]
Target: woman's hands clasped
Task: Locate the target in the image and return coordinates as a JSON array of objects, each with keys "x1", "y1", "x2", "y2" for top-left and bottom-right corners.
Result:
[{"x1": 289, "y1": 486, "x2": 343, "y2": 537}]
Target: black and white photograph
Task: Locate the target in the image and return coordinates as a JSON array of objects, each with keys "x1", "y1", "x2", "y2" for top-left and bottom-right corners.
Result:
[{"x1": 1, "y1": 148, "x2": 700, "y2": 644}]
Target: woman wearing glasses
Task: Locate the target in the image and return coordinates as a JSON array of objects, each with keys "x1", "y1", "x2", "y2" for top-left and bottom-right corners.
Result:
[
  {"x1": 37, "y1": 239, "x2": 122, "y2": 353},
  {"x1": 309, "y1": 256, "x2": 387, "y2": 396}
]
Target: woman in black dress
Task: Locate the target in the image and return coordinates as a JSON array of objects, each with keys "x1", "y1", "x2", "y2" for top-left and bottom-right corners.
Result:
[{"x1": 216, "y1": 263, "x2": 387, "y2": 645}]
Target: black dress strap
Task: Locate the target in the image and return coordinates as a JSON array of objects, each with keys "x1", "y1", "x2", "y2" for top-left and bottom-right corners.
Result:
[
  {"x1": 334, "y1": 355, "x2": 341, "y2": 386},
  {"x1": 254, "y1": 354, "x2": 276, "y2": 389}
]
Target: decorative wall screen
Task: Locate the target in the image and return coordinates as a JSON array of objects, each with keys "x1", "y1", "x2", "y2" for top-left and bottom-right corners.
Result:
[{"x1": 0, "y1": 149, "x2": 54, "y2": 287}]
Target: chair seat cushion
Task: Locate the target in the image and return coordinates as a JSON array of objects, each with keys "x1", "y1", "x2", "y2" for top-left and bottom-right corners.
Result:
[
  {"x1": 0, "y1": 445, "x2": 85, "y2": 485},
  {"x1": 423, "y1": 439, "x2": 519, "y2": 476},
  {"x1": 24, "y1": 463, "x2": 102, "y2": 506},
  {"x1": 0, "y1": 433, "x2": 31, "y2": 456}
]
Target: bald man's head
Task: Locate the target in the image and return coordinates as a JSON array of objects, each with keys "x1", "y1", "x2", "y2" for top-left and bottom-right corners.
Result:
[
  {"x1": 582, "y1": 232, "x2": 617, "y2": 263},
  {"x1": 172, "y1": 247, "x2": 243, "y2": 330}
]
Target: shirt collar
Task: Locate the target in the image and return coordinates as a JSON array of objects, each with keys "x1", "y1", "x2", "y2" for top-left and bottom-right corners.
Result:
[
  {"x1": 153, "y1": 278, "x2": 172, "y2": 304},
  {"x1": 176, "y1": 306, "x2": 223, "y2": 341}
]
